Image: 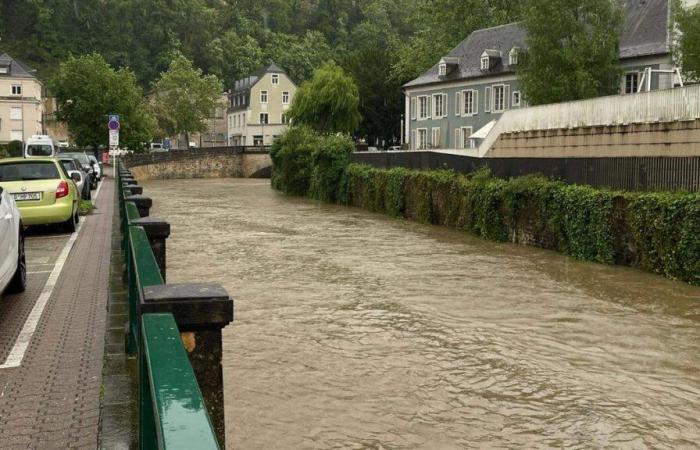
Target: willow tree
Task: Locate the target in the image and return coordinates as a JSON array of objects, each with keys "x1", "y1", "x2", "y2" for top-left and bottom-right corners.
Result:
[
  {"x1": 288, "y1": 61, "x2": 361, "y2": 135},
  {"x1": 519, "y1": 0, "x2": 624, "y2": 105}
]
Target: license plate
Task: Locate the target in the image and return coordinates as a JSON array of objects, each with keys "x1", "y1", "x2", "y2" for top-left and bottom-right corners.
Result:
[{"x1": 13, "y1": 192, "x2": 42, "y2": 201}]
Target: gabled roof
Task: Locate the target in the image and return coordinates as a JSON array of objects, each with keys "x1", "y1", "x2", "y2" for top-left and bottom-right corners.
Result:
[
  {"x1": 231, "y1": 61, "x2": 292, "y2": 92},
  {"x1": 0, "y1": 53, "x2": 38, "y2": 79},
  {"x1": 404, "y1": 0, "x2": 671, "y2": 89}
]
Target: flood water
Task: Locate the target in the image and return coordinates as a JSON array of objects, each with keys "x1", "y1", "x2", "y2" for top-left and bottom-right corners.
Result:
[{"x1": 143, "y1": 178, "x2": 700, "y2": 449}]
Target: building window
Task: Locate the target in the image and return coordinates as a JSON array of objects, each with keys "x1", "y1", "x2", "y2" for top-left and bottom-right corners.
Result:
[
  {"x1": 418, "y1": 96, "x2": 429, "y2": 119},
  {"x1": 282, "y1": 113, "x2": 289, "y2": 124},
  {"x1": 512, "y1": 91, "x2": 521, "y2": 107},
  {"x1": 461, "y1": 127, "x2": 473, "y2": 149},
  {"x1": 431, "y1": 127, "x2": 441, "y2": 148},
  {"x1": 417, "y1": 129, "x2": 427, "y2": 150},
  {"x1": 481, "y1": 56, "x2": 490, "y2": 71},
  {"x1": 625, "y1": 72, "x2": 639, "y2": 94},
  {"x1": 260, "y1": 90, "x2": 268, "y2": 103},
  {"x1": 438, "y1": 63, "x2": 447, "y2": 76},
  {"x1": 10, "y1": 107, "x2": 22, "y2": 120},
  {"x1": 11, "y1": 85, "x2": 22, "y2": 96},
  {"x1": 253, "y1": 135, "x2": 264, "y2": 146},
  {"x1": 493, "y1": 85, "x2": 506, "y2": 112},
  {"x1": 272, "y1": 74, "x2": 279, "y2": 85},
  {"x1": 260, "y1": 113, "x2": 269, "y2": 124},
  {"x1": 0, "y1": 66, "x2": 8, "y2": 74},
  {"x1": 509, "y1": 48, "x2": 519, "y2": 66},
  {"x1": 433, "y1": 94, "x2": 445, "y2": 118},
  {"x1": 463, "y1": 90, "x2": 478, "y2": 116},
  {"x1": 282, "y1": 91, "x2": 289, "y2": 104}
]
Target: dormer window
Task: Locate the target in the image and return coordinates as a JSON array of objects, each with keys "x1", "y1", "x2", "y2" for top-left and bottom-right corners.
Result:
[
  {"x1": 480, "y1": 50, "x2": 501, "y2": 71},
  {"x1": 0, "y1": 66, "x2": 8, "y2": 74},
  {"x1": 509, "y1": 47, "x2": 519, "y2": 66},
  {"x1": 480, "y1": 56, "x2": 490, "y2": 71},
  {"x1": 438, "y1": 63, "x2": 447, "y2": 77}
]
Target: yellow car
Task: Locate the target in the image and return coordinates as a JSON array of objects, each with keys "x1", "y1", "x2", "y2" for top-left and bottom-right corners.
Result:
[{"x1": 0, "y1": 158, "x2": 81, "y2": 232}]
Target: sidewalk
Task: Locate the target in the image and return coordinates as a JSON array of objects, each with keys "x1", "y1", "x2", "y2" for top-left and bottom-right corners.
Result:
[{"x1": 0, "y1": 176, "x2": 114, "y2": 449}]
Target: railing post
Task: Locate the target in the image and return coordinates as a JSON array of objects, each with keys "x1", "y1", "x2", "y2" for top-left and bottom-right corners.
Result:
[
  {"x1": 124, "y1": 184, "x2": 143, "y2": 195},
  {"x1": 125, "y1": 194, "x2": 152, "y2": 218},
  {"x1": 130, "y1": 217, "x2": 171, "y2": 282},
  {"x1": 141, "y1": 283, "x2": 234, "y2": 447}
]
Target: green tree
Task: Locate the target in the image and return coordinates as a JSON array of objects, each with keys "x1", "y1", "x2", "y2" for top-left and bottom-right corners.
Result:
[
  {"x1": 519, "y1": 0, "x2": 624, "y2": 105},
  {"x1": 51, "y1": 53, "x2": 155, "y2": 151},
  {"x1": 151, "y1": 54, "x2": 224, "y2": 148},
  {"x1": 288, "y1": 62, "x2": 361, "y2": 135},
  {"x1": 674, "y1": 0, "x2": 700, "y2": 81}
]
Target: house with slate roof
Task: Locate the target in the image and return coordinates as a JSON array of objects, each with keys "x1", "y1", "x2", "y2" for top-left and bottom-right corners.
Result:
[
  {"x1": 402, "y1": 0, "x2": 678, "y2": 150},
  {"x1": 0, "y1": 53, "x2": 45, "y2": 144},
  {"x1": 227, "y1": 62, "x2": 297, "y2": 146}
]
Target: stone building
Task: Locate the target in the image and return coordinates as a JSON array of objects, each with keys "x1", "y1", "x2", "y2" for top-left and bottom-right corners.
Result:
[{"x1": 0, "y1": 53, "x2": 44, "y2": 144}]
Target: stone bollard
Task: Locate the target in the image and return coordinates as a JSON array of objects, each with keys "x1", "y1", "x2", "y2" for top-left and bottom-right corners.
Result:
[
  {"x1": 124, "y1": 184, "x2": 143, "y2": 195},
  {"x1": 130, "y1": 217, "x2": 171, "y2": 282},
  {"x1": 141, "y1": 283, "x2": 234, "y2": 447},
  {"x1": 122, "y1": 177, "x2": 137, "y2": 186},
  {"x1": 125, "y1": 195, "x2": 152, "y2": 218}
]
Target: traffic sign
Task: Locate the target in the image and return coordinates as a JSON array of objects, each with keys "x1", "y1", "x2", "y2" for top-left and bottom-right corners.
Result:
[
  {"x1": 109, "y1": 129, "x2": 119, "y2": 148},
  {"x1": 108, "y1": 114, "x2": 120, "y2": 131}
]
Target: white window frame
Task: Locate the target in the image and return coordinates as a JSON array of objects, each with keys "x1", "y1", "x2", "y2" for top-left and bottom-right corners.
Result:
[
  {"x1": 11, "y1": 84, "x2": 22, "y2": 96},
  {"x1": 509, "y1": 48, "x2": 519, "y2": 66},
  {"x1": 433, "y1": 94, "x2": 446, "y2": 118},
  {"x1": 431, "y1": 127, "x2": 441, "y2": 149},
  {"x1": 455, "y1": 91, "x2": 462, "y2": 116},
  {"x1": 418, "y1": 96, "x2": 429, "y2": 120},
  {"x1": 492, "y1": 84, "x2": 507, "y2": 113},
  {"x1": 260, "y1": 90, "x2": 268, "y2": 104},
  {"x1": 481, "y1": 56, "x2": 490, "y2": 70},
  {"x1": 462, "y1": 89, "x2": 478, "y2": 116},
  {"x1": 271, "y1": 74, "x2": 279, "y2": 85},
  {"x1": 282, "y1": 91, "x2": 289, "y2": 104},
  {"x1": 461, "y1": 126, "x2": 473, "y2": 149},
  {"x1": 512, "y1": 90, "x2": 521, "y2": 108},
  {"x1": 417, "y1": 128, "x2": 428, "y2": 150},
  {"x1": 624, "y1": 72, "x2": 639, "y2": 94},
  {"x1": 282, "y1": 113, "x2": 289, "y2": 124},
  {"x1": 438, "y1": 63, "x2": 447, "y2": 76},
  {"x1": 259, "y1": 113, "x2": 269, "y2": 124},
  {"x1": 10, "y1": 106, "x2": 22, "y2": 120}
]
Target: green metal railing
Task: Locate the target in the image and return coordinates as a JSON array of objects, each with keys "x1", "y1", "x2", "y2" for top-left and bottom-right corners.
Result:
[{"x1": 118, "y1": 162, "x2": 220, "y2": 450}]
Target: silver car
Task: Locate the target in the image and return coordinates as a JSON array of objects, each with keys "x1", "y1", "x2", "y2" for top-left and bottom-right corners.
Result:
[{"x1": 58, "y1": 157, "x2": 91, "y2": 200}]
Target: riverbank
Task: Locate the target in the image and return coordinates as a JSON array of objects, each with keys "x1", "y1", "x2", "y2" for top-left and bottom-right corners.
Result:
[{"x1": 270, "y1": 129, "x2": 700, "y2": 285}]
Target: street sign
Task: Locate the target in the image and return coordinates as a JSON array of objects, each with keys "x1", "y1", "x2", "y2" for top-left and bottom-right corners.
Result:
[
  {"x1": 109, "y1": 129, "x2": 119, "y2": 148},
  {"x1": 108, "y1": 114, "x2": 120, "y2": 131}
]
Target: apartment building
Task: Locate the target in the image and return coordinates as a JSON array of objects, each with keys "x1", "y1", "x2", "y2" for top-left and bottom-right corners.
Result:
[{"x1": 0, "y1": 53, "x2": 44, "y2": 144}]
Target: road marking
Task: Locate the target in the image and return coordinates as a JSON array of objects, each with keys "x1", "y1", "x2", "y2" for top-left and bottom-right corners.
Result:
[
  {"x1": 0, "y1": 181, "x2": 104, "y2": 369},
  {"x1": 27, "y1": 271, "x2": 52, "y2": 275},
  {"x1": 25, "y1": 234, "x2": 72, "y2": 240}
]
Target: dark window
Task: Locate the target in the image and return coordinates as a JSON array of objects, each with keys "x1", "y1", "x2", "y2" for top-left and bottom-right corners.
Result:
[
  {"x1": 60, "y1": 159, "x2": 77, "y2": 171},
  {"x1": 26, "y1": 144, "x2": 53, "y2": 156},
  {"x1": 625, "y1": 73, "x2": 639, "y2": 94},
  {"x1": 0, "y1": 162, "x2": 60, "y2": 181}
]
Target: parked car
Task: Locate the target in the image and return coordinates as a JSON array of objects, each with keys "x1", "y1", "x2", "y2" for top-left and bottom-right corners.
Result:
[
  {"x1": 0, "y1": 186, "x2": 26, "y2": 294},
  {"x1": 388, "y1": 146, "x2": 402, "y2": 151},
  {"x1": 58, "y1": 156, "x2": 91, "y2": 200},
  {"x1": 59, "y1": 152, "x2": 97, "y2": 190},
  {"x1": 368, "y1": 146, "x2": 380, "y2": 152},
  {"x1": 87, "y1": 155, "x2": 103, "y2": 181},
  {"x1": 24, "y1": 135, "x2": 58, "y2": 158},
  {"x1": 0, "y1": 158, "x2": 81, "y2": 232}
]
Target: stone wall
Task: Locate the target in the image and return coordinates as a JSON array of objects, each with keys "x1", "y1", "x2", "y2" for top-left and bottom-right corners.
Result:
[
  {"x1": 128, "y1": 153, "x2": 271, "y2": 181},
  {"x1": 487, "y1": 119, "x2": 700, "y2": 157}
]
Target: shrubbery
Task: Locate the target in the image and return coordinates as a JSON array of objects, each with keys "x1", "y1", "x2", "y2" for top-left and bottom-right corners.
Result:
[{"x1": 271, "y1": 132, "x2": 700, "y2": 285}]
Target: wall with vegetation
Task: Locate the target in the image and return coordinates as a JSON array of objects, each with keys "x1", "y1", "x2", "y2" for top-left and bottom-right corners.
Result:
[{"x1": 271, "y1": 132, "x2": 700, "y2": 285}]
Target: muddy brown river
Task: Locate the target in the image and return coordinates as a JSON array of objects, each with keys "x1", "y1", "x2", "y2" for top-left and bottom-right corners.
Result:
[{"x1": 143, "y1": 178, "x2": 700, "y2": 449}]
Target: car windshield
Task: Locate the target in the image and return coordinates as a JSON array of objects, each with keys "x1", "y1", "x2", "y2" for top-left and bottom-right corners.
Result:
[
  {"x1": 0, "y1": 162, "x2": 60, "y2": 181},
  {"x1": 26, "y1": 144, "x2": 53, "y2": 157},
  {"x1": 60, "y1": 159, "x2": 77, "y2": 171},
  {"x1": 61, "y1": 153, "x2": 90, "y2": 164}
]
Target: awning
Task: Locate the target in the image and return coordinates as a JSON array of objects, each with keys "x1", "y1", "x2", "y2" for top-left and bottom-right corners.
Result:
[{"x1": 470, "y1": 120, "x2": 497, "y2": 140}]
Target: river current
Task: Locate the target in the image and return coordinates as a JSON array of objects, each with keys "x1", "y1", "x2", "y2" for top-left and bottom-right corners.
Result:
[{"x1": 144, "y1": 178, "x2": 700, "y2": 449}]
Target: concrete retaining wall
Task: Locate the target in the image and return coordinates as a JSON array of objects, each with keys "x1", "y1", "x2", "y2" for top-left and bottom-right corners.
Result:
[{"x1": 128, "y1": 153, "x2": 271, "y2": 181}]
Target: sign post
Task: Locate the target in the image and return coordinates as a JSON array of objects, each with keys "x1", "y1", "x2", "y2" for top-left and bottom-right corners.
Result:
[{"x1": 108, "y1": 114, "x2": 120, "y2": 164}]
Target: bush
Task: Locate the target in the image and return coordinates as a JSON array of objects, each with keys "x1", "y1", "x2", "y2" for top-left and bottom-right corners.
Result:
[{"x1": 0, "y1": 144, "x2": 9, "y2": 159}]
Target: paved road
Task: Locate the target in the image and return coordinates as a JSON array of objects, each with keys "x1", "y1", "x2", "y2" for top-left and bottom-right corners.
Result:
[{"x1": 0, "y1": 175, "x2": 114, "y2": 449}]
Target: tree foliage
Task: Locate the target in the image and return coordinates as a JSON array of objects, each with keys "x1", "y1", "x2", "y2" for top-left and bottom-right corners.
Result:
[
  {"x1": 674, "y1": 0, "x2": 700, "y2": 81},
  {"x1": 51, "y1": 53, "x2": 155, "y2": 150},
  {"x1": 519, "y1": 0, "x2": 624, "y2": 105},
  {"x1": 288, "y1": 62, "x2": 362, "y2": 135},
  {"x1": 151, "y1": 55, "x2": 224, "y2": 148}
]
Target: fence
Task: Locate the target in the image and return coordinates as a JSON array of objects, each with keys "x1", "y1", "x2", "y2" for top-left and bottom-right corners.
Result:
[
  {"x1": 124, "y1": 146, "x2": 270, "y2": 167},
  {"x1": 118, "y1": 163, "x2": 233, "y2": 448},
  {"x1": 351, "y1": 152, "x2": 700, "y2": 192}
]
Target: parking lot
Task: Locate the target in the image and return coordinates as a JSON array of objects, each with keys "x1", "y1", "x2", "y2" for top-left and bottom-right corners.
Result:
[{"x1": 0, "y1": 175, "x2": 114, "y2": 448}]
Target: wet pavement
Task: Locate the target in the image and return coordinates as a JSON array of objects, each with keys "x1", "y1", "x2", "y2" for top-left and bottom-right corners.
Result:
[{"x1": 145, "y1": 178, "x2": 700, "y2": 450}]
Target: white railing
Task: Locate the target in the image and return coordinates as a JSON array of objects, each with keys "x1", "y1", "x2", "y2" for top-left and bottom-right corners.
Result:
[{"x1": 477, "y1": 84, "x2": 700, "y2": 157}]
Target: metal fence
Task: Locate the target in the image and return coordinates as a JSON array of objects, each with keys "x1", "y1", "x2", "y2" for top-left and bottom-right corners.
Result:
[
  {"x1": 124, "y1": 146, "x2": 270, "y2": 167},
  {"x1": 118, "y1": 165, "x2": 225, "y2": 449},
  {"x1": 351, "y1": 152, "x2": 700, "y2": 192}
]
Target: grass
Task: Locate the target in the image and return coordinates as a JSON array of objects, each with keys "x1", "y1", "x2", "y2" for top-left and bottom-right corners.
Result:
[{"x1": 79, "y1": 200, "x2": 96, "y2": 216}]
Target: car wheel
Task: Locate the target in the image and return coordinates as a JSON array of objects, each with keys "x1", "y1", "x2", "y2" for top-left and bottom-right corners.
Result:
[
  {"x1": 63, "y1": 210, "x2": 78, "y2": 233},
  {"x1": 6, "y1": 230, "x2": 27, "y2": 294}
]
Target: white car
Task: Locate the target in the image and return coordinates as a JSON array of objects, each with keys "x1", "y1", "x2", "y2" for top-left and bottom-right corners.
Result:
[{"x1": 0, "y1": 186, "x2": 26, "y2": 295}]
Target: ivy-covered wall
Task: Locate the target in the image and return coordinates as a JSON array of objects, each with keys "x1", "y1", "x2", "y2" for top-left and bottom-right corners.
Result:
[{"x1": 271, "y1": 131, "x2": 700, "y2": 285}]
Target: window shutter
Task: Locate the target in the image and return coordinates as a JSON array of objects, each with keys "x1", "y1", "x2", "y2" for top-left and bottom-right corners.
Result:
[
  {"x1": 455, "y1": 128, "x2": 462, "y2": 149},
  {"x1": 411, "y1": 130, "x2": 417, "y2": 150},
  {"x1": 427, "y1": 97, "x2": 432, "y2": 118},
  {"x1": 485, "y1": 87, "x2": 491, "y2": 113},
  {"x1": 505, "y1": 85, "x2": 511, "y2": 110},
  {"x1": 411, "y1": 98, "x2": 416, "y2": 120},
  {"x1": 455, "y1": 92, "x2": 461, "y2": 116},
  {"x1": 443, "y1": 94, "x2": 448, "y2": 117}
]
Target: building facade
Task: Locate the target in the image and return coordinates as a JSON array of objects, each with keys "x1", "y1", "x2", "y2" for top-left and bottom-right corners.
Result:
[
  {"x1": 227, "y1": 63, "x2": 296, "y2": 146},
  {"x1": 0, "y1": 54, "x2": 44, "y2": 144},
  {"x1": 403, "y1": 0, "x2": 677, "y2": 150}
]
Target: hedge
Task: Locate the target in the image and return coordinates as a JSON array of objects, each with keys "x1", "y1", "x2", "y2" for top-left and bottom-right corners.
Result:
[{"x1": 271, "y1": 131, "x2": 700, "y2": 285}]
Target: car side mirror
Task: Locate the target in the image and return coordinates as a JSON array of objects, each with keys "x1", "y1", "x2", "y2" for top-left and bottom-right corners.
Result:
[{"x1": 71, "y1": 172, "x2": 81, "y2": 183}]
